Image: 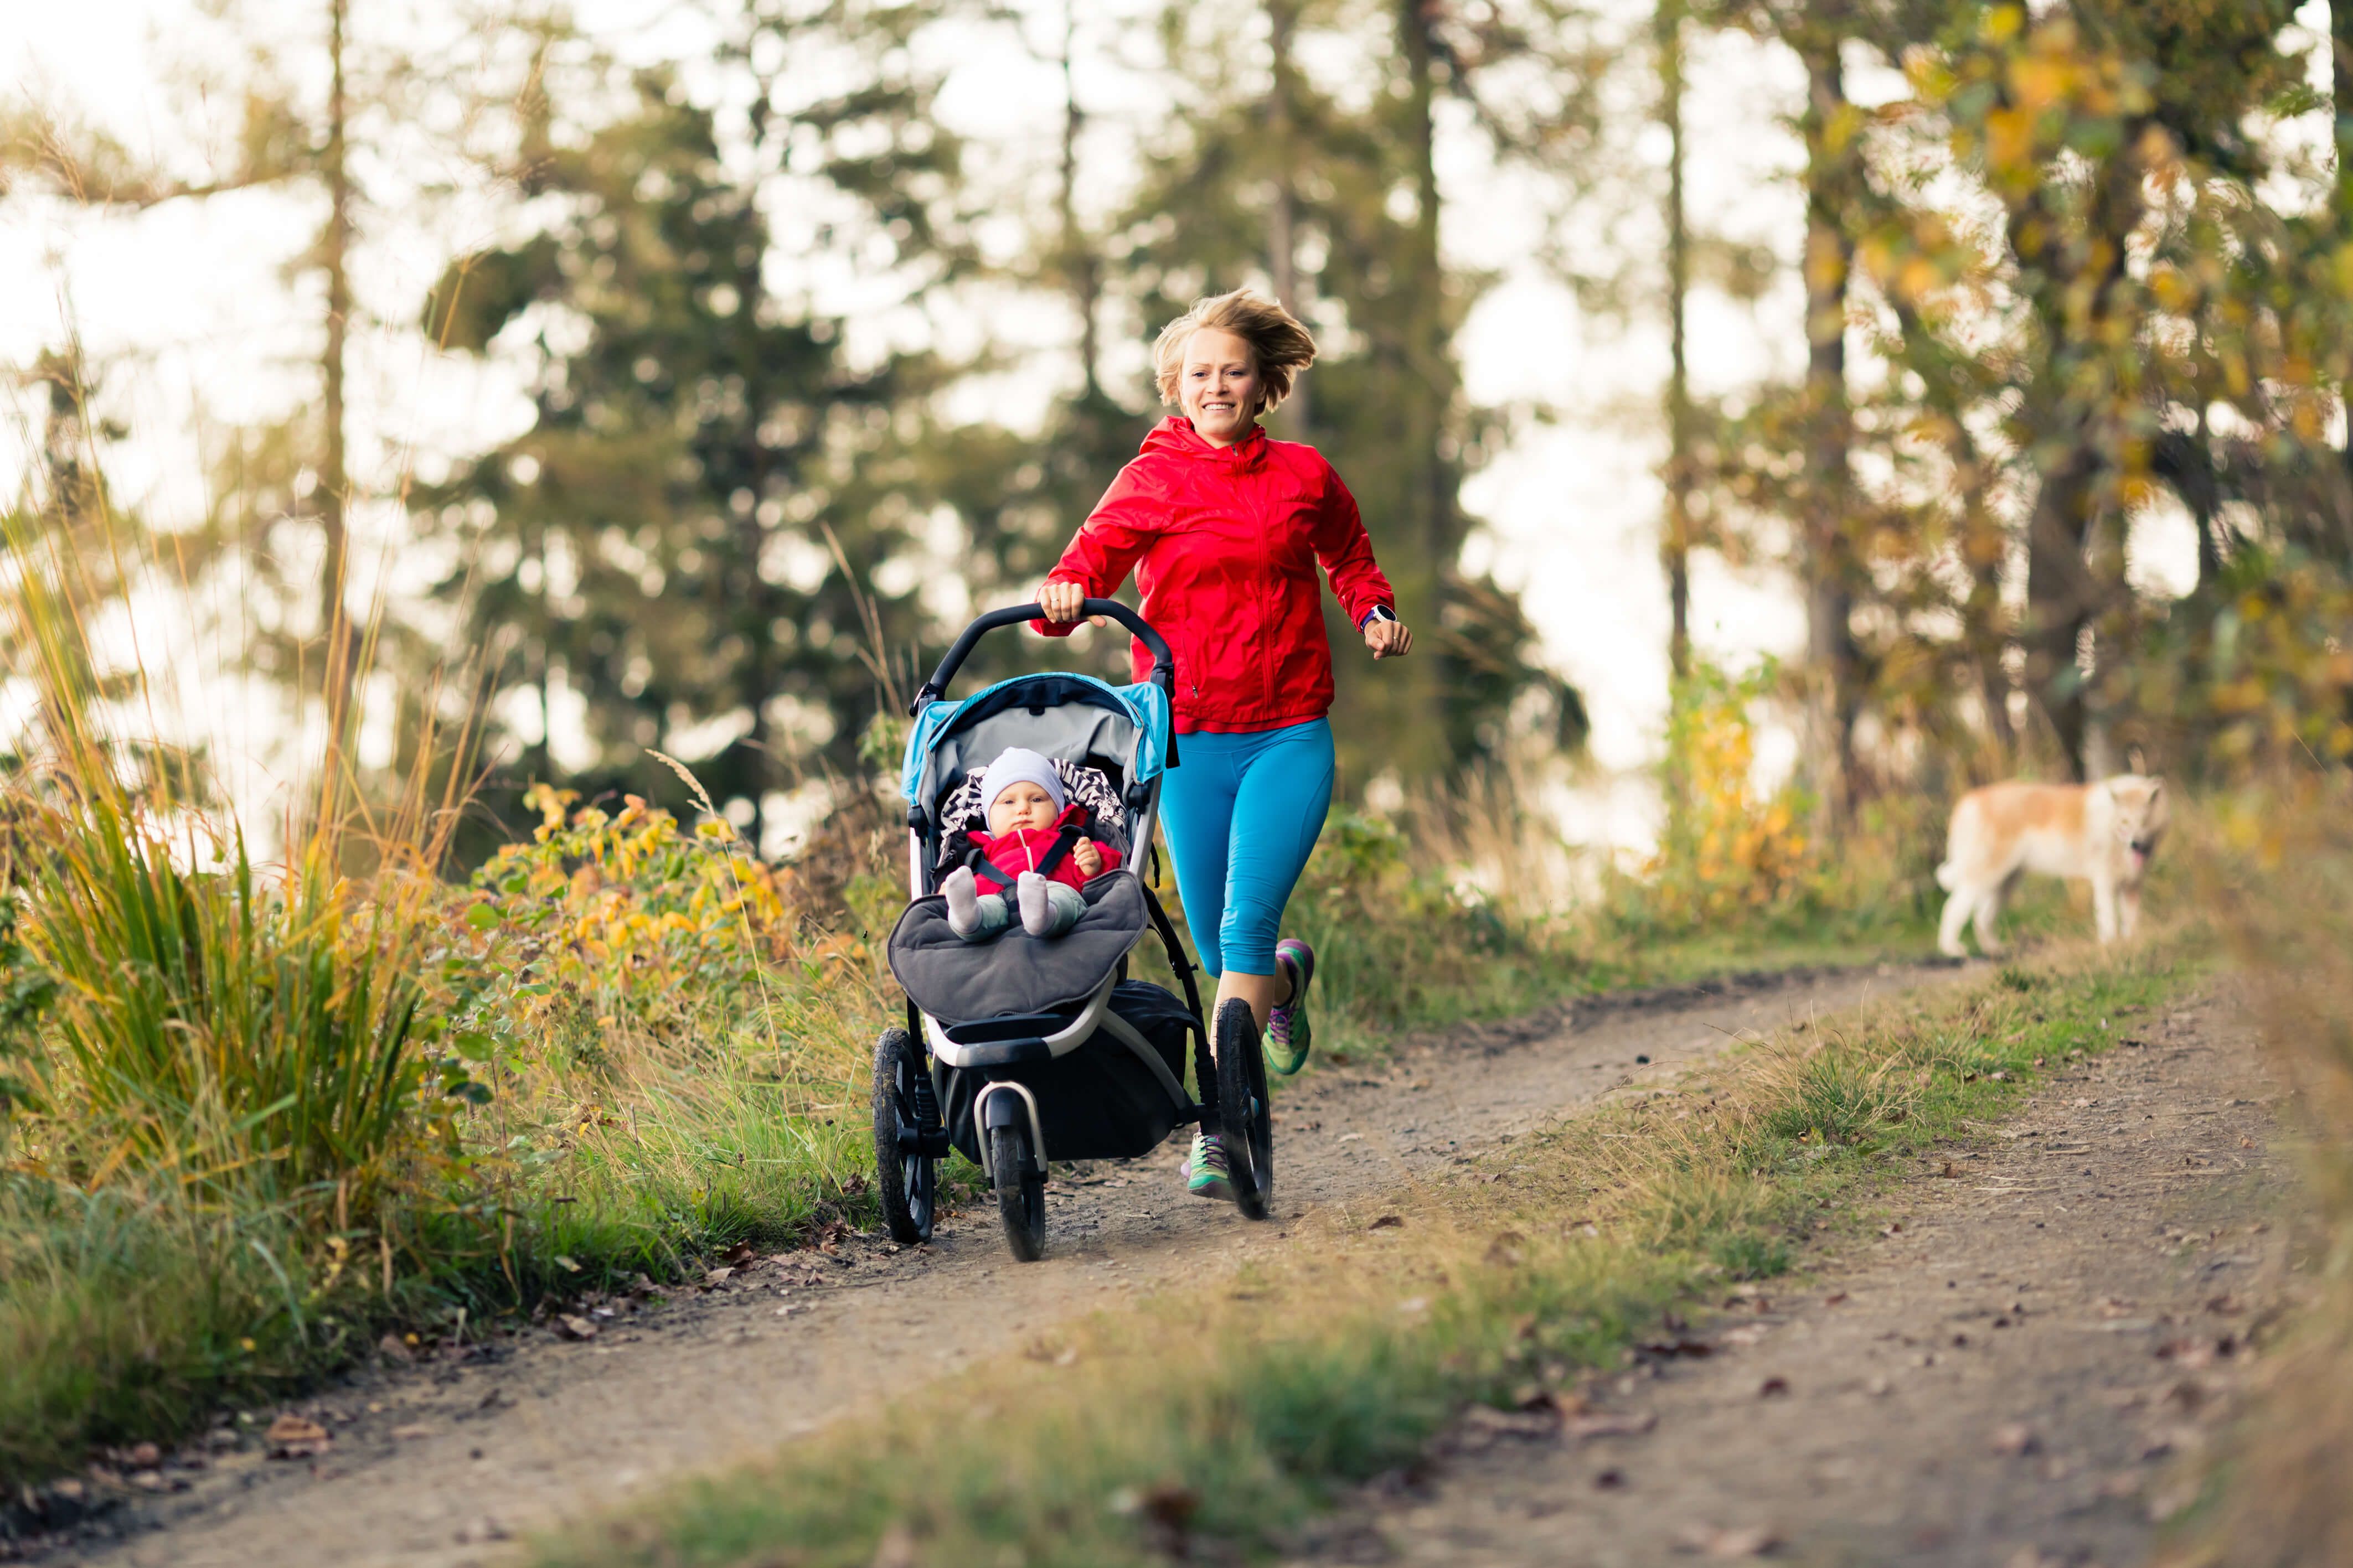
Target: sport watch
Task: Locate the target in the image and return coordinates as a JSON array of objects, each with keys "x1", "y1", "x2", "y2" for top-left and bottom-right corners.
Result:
[{"x1": 1359, "y1": 604, "x2": 1398, "y2": 630}]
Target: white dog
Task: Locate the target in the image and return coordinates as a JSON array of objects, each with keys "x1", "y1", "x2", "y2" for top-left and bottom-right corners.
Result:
[{"x1": 1935, "y1": 775, "x2": 2169, "y2": 958}]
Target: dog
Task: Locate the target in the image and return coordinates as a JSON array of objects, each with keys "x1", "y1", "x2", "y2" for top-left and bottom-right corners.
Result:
[{"x1": 1935, "y1": 775, "x2": 2169, "y2": 958}]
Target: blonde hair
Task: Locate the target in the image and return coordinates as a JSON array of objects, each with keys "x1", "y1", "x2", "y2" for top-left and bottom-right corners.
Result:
[{"x1": 1152, "y1": 289, "x2": 1317, "y2": 415}]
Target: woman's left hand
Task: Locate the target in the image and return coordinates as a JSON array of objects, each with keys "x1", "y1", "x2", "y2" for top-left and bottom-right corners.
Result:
[{"x1": 1364, "y1": 617, "x2": 1413, "y2": 660}]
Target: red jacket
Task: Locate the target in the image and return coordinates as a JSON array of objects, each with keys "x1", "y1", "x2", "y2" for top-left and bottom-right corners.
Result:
[
  {"x1": 1035, "y1": 418, "x2": 1395, "y2": 733},
  {"x1": 967, "y1": 804, "x2": 1123, "y2": 896}
]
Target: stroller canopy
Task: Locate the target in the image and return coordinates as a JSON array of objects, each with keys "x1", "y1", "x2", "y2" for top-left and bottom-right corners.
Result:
[{"x1": 901, "y1": 672, "x2": 1172, "y2": 824}]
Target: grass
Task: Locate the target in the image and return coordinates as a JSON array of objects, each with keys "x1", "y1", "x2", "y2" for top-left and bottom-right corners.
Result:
[{"x1": 529, "y1": 930, "x2": 2200, "y2": 1568}]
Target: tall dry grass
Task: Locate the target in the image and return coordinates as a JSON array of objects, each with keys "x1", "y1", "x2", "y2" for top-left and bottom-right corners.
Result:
[{"x1": 2163, "y1": 775, "x2": 2353, "y2": 1567}]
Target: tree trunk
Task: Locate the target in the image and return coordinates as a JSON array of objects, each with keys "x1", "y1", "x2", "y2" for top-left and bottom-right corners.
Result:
[
  {"x1": 2335, "y1": 0, "x2": 2353, "y2": 546},
  {"x1": 320, "y1": 0, "x2": 355, "y2": 768},
  {"x1": 1394, "y1": 0, "x2": 1457, "y2": 761},
  {"x1": 1799, "y1": 37, "x2": 1860, "y2": 813},
  {"x1": 1060, "y1": 3, "x2": 1101, "y2": 405},
  {"x1": 1399, "y1": 1, "x2": 1453, "y2": 574},
  {"x1": 2021, "y1": 447, "x2": 2098, "y2": 778},
  {"x1": 1658, "y1": 0, "x2": 1691, "y2": 686},
  {"x1": 1267, "y1": 0, "x2": 1310, "y2": 431},
  {"x1": 2014, "y1": 142, "x2": 2144, "y2": 780}
]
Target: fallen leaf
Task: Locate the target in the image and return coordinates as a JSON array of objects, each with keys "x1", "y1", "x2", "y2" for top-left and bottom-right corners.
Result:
[
  {"x1": 1675, "y1": 1523, "x2": 1782, "y2": 1557},
  {"x1": 1593, "y1": 1467, "x2": 1626, "y2": 1489},
  {"x1": 704, "y1": 1266, "x2": 735, "y2": 1287},
  {"x1": 556, "y1": 1314, "x2": 600, "y2": 1341},
  {"x1": 125, "y1": 1442, "x2": 161, "y2": 1468},
  {"x1": 1461, "y1": 1405, "x2": 1559, "y2": 1440},
  {"x1": 1990, "y1": 1422, "x2": 2040, "y2": 1456},
  {"x1": 377, "y1": 1332, "x2": 415, "y2": 1363},
  {"x1": 1567, "y1": 1410, "x2": 1658, "y2": 1440},
  {"x1": 390, "y1": 1424, "x2": 433, "y2": 1440},
  {"x1": 1758, "y1": 1376, "x2": 1790, "y2": 1398},
  {"x1": 1368, "y1": 1214, "x2": 1405, "y2": 1230},
  {"x1": 1824, "y1": 1292, "x2": 1849, "y2": 1307},
  {"x1": 1637, "y1": 1337, "x2": 1715, "y2": 1359},
  {"x1": 264, "y1": 1415, "x2": 331, "y2": 1459}
]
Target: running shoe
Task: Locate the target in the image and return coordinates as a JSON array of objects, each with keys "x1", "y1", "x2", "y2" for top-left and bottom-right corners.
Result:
[
  {"x1": 1265, "y1": 937, "x2": 1317, "y2": 1075},
  {"x1": 1184, "y1": 1131, "x2": 1234, "y2": 1200}
]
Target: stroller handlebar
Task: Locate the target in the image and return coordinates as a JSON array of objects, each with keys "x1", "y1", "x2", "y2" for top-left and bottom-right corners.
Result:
[{"x1": 909, "y1": 599, "x2": 1175, "y2": 716}]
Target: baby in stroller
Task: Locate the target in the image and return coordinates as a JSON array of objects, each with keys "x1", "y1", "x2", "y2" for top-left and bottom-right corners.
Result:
[{"x1": 941, "y1": 747, "x2": 1125, "y2": 942}]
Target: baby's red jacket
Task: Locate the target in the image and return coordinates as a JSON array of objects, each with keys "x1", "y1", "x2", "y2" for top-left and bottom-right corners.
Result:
[{"x1": 967, "y1": 804, "x2": 1122, "y2": 896}]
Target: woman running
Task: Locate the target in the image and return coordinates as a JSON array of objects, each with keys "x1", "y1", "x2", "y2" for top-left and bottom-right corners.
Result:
[{"x1": 1035, "y1": 288, "x2": 1412, "y2": 1200}]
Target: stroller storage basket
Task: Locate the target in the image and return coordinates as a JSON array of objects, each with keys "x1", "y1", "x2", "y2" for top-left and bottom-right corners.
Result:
[{"x1": 936, "y1": 981, "x2": 1196, "y2": 1167}]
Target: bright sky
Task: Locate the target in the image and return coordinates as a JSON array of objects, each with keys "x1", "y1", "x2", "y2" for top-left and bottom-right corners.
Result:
[{"x1": 1, "y1": 0, "x2": 2223, "y2": 856}]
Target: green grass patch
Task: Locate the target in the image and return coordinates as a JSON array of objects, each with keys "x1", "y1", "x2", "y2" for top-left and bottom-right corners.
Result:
[{"x1": 533, "y1": 932, "x2": 2202, "y2": 1568}]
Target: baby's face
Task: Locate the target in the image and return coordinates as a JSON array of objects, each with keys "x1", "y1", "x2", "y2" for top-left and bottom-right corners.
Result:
[{"x1": 987, "y1": 780, "x2": 1059, "y2": 835}]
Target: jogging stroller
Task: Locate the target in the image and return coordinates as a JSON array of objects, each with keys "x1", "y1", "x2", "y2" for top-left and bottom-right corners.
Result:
[{"x1": 872, "y1": 599, "x2": 1273, "y2": 1260}]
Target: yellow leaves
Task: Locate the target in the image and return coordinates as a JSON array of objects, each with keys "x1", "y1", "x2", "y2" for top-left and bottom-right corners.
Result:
[
  {"x1": 696, "y1": 818, "x2": 736, "y2": 843},
  {"x1": 2148, "y1": 263, "x2": 2196, "y2": 315},
  {"x1": 2005, "y1": 55, "x2": 2070, "y2": 115},
  {"x1": 525, "y1": 783, "x2": 578, "y2": 831},
  {"x1": 1983, "y1": 106, "x2": 2039, "y2": 177}
]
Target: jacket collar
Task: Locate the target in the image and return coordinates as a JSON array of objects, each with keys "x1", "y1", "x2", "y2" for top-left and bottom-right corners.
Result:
[{"x1": 1142, "y1": 415, "x2": 1270, "y2": 471}]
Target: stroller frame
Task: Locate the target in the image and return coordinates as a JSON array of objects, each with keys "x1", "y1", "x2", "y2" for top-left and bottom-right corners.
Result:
[{"x1": 873, "y1": 599, "x2": 1274, "y2": 1260}]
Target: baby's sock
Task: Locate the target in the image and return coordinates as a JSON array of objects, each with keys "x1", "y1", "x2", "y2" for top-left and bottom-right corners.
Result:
[
  {"x1": 943, "y1": 866, "x2": 982, "y2": 936},
  {"x1": 1017, "y1": 872, "x2": 1054, "y2": 937}
]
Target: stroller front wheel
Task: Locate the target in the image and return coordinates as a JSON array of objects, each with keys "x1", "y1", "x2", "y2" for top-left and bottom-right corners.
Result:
[
  {"x1": 990, "y1": 1124, "x2": 1048, "y2": 1261},
  {"x1": 873, "y1": 1027, "x2": 937, "y2": 1244}
]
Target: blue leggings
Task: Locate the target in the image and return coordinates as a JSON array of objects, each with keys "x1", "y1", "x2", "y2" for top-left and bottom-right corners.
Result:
[{"x1": 1158, "y1": 718, "x2": 1335, "y2": 978}]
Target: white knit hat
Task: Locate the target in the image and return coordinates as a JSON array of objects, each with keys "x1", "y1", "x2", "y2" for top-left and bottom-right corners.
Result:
[{"x1": 977, "y1": 748, "x2": 1065, "y2": 817}]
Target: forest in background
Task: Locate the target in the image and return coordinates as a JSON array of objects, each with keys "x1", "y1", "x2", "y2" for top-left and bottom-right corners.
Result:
[{"x1": 6, "y1": 0, "x2": 2346, "y2": 874}]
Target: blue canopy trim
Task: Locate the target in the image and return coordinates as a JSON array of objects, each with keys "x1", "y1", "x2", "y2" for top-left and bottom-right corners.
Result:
[{"x1": 900, "y1": 674, "x2": 1171, "y2": 801}]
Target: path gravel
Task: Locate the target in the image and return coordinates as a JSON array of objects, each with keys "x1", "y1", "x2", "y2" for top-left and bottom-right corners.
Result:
[{"x1": 54, "y1": 963, "x2": 1957, "y2": 1568}]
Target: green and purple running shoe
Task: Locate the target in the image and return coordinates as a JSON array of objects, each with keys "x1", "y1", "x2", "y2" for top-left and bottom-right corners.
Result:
[
  {"x1": 1265, "y1": 938, "x2": 1316, "y2": 1076},
  {"x1": 1184, "y1": 1131, "x2": 1234, "y2": 1200}
]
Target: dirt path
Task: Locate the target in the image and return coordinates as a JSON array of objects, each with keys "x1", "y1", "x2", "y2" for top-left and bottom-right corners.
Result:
[
  {"x1": 52, "y1": 964, "x2": 1956, "y2": 1568},
  {"x1": 1284, "y1": 983, "x2": 2299, "y2": 1568}
]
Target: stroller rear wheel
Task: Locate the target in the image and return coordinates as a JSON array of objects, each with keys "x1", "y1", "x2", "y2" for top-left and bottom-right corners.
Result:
[
  {"x1": 872, "y1": 1028, "x2": 938, "y2": 1244},
  {"x1": 1214, "y1": 998, "x2": 1274, "y2": 1219},
  {"x1": 990, "y1": 1124, "x2": 1048, "y2": 1261}
]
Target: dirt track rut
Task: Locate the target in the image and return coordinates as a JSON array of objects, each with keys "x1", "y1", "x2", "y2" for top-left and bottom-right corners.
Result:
[
  {"x1": 63, "y1": 963, "x2": 1959, "y2": 1568},
  {"x1": 1284, "y1": 982, "x2": 2295, "y2": 1568}
]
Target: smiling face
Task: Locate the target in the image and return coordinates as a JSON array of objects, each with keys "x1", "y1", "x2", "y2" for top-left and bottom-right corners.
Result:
[
  {"x1": 987, "y1": 780, "x2": 1060, "y2": 836},
  {"x1": 1178, "y1": 327, "x2": 1262, "y2": 447}
]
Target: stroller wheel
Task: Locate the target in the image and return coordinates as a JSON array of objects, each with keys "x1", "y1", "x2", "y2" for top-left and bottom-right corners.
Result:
[
  {"x1": 990, "y1": 1124, "x2": 1048, "y2": 1261},
  {"x1": 872, "y1": 1028, "x2": 937, "y2": 1244},
  {"x1": 1214, "y1": 998, "x2": 1274, "y2": 1219}
]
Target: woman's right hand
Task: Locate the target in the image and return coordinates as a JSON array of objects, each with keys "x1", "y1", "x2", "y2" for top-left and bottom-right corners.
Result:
[{"x1": 1036, "y1": 580, "x2": 1105, "y2": 627}]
